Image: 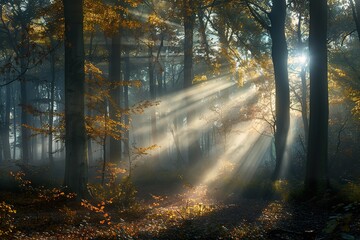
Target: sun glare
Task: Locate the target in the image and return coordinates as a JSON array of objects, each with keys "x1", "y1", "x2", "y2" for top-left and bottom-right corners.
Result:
[{"x1": 293, "y1": 53, "x2": 309, "y2": 67}]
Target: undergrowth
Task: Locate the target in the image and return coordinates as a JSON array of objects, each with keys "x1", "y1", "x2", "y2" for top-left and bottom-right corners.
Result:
[{"x1": 0, "y1": 201, "x2": 16, "y2": 238}]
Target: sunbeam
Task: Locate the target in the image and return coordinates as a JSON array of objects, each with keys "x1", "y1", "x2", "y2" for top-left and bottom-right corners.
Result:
[
  {"x1": 139, "y1": 80, "x2": 259, "y2": 157},
  {"x1": 199, "y1": 119, "x2": 272, "y2": 186},
  {"x1": 132, "y1": 76, "x2": 236, "y2": 138},
  {"x1": 127, "y1": 9, "x2": 182, "y2": 28}
]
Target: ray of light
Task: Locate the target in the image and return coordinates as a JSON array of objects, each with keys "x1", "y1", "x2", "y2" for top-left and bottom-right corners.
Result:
[
  {"x1": 127, "y1": 9, "x2": 182, "y2": 28},
  {"x1": 129, "y1": 74, "x2": 269, "y2": 201},
  {"x1": 199, "y1": 119, "x2": 271, "y2": 186},
  {"x1": 132, "y1": 76, "x2": 236, "y2": 138},
  {"x1": 277, "y1": 114, "x2": 299, "y2": 179},
  {"x1": 159, "y1": 75, "x2": 234, "y2": 110},
  {"x1": 151, "y1": 84, "x2": 259, "y2": 156}
]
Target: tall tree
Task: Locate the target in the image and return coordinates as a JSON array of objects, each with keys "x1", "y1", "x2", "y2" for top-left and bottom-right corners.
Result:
[
  {"x1": 63, "y1": 0, "x2": 88, "y2": 198},
  {"x1": 297, "y1": 11, "x2": 309, "y2": 148},
  {"x1": 0, "y1": 1, "x2": 40, "y2": 163},
  {"x1": 0, "y1": 72, "x2": 12, "y2": 161},
  {"x1": 183, "y1": 0, "x2": 202, "y2": 164},
  {"x1": 48, "y1": 38, "x2": 58, "y2": 164},
  {"x1": 305, "y1": 0, "x2": 329, "y2": 195},
  {"x1": 148, "y1": 45, "x2": 157, "y2": 144},
  {"x1": 246, "y1": 0, "x2": 290, "y2": 179}
]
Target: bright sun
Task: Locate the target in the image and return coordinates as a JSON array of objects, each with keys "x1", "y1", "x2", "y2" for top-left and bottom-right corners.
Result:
[
  {"x1": 299, "y1": 54, "x2": 308, "y2": 64},
  {"x1": 295, "y1": 53, "x2": 309, "y2": 66}
]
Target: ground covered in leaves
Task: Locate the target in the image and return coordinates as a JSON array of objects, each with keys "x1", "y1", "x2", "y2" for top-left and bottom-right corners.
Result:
[{"x1": 2, "y1": 180, "x2": 360, "y2": 240}]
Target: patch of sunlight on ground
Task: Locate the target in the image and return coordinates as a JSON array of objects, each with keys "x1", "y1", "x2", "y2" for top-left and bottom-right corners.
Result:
[{"x1": 257, "y1": 201, "x2": 292, "y2": 225}]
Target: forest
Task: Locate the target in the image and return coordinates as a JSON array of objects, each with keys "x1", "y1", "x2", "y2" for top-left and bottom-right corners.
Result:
[{"x1": 0, "y1": 0, "x2": 360, "y2": 239}]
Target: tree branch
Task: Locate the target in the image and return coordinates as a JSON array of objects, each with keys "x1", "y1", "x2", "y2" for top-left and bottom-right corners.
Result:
[{"x1": 245, "y1": 0, "x2": 270, "y2": 31}]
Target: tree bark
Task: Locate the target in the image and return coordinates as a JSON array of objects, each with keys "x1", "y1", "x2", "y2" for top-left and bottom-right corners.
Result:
[
  {"x1": 20, "y1": 44, "x2": 31, "y2": 163},
  {"x1": 269, "y1": 0, "x2": 290, "y2": 180},
  {"x1": 3, "y1": 81, "x2": 12, "y2": 161},
  {"x1": 297, "y1": 13, "x2": 309, "y2": 147},
  {"x1": 12, "y1": 86, "x2": 17, "y2": 160},
  {"x1": 300, "y1": 66, "x2": 309, "y2": 146},
  {"x1": 63, "y1": 0, "x2": 89, "y2": 198},
  {"x1": 149, "y1": 47, "x2": 157, "y2": 144},
  {"x1": 305, "y1": 0, "x2": 329, "y2": 196},
  {"x1": 48, "y1": 46, "x2": 56, "y2": 164},
  {"x1": 183, "y1": 0, "x2": 202, "y2": 164}
]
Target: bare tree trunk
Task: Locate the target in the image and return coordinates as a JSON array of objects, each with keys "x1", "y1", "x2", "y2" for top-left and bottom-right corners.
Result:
[
  {"x1": 20, "y1": 52, "x2": 31, "y2": 163},
  {"x1": 297, "y1": 14, "x2": 309, "y2": 147},
  {"x1": 183, "y1": 0, "x2": 201, "y2": 164},
  {"x1": 269, "y1": 0, "x2": 290, "y2": 180},
  {"x1": 86, "y1": 33, "x2": 94, "y2": 164},
  {"x1": 305, "y1": 0, "x2": 329, "y2": 196},
  {"x1": 197, "y1": 6, "x2": 212, "y2": 65},
  {"x1": 149, "y1": 47, "x2": 157, "y2": 144},
  {"x1": 3, "y1": 81, "x2": 12, "y2": 161},
  {"x1": 12, "y1": 86, "x2": 17, "y2": 160},
  {"x1": 63, "y1": 0, "x2": 89, "y2": 198},
  {"x1": 300, "y1": 66, "x2": 309, "y2": 145},
  {"x1": 48, "y1": 48, "x2": 56, "y2": 164}
]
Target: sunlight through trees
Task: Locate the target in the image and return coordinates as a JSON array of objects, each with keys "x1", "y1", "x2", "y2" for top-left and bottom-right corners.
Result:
[{"x1": 0, "y1": 0, "x2": 360, "y2": 238}]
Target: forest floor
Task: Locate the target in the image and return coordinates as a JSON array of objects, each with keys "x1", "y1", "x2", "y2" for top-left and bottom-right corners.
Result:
[{"x1": 2, "y1": 179, "x2": 360, "y2": 240}]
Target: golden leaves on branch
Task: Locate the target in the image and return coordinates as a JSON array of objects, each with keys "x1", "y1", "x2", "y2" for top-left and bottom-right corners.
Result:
[
  {"x1": 86, "y1": 115, "x2": 125, "y2": 143},
  {"x1": 81, "y1": 199, "x2": 112, "y2": 225},
  {"x1": 130, "y1": 100, "x2": 160, "y2": 114},
  {"x1": 84, "y1": 0, "x2": 141, "y2": 35},
  {"x1": 131, "y1": 144, "x2": 160, "y2": 160}
]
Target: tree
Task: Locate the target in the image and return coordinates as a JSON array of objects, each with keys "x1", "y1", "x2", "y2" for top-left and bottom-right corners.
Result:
[
  {"x1": 103, "y1": 0, "x2": 141, "y2": 163},
  {"x1": 183, "y1": 0, "x2": 202, "y2": 164},
  {"x1": 304, "y1": 0, "x2": 329, "y2": 196},
  {"x1": 0, "y1": 0, "x2": 43, "y2": 163},
  {"x1": 63, "y1": 0, "x2": 88, "y2": 198},
  {"x1": 246, "y1": 0, "x2": 290, "y2": 180}
]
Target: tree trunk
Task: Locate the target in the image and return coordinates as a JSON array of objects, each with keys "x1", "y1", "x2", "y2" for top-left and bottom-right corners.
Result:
[
  {"x1": 269, "y1": 0, "x2": 290, "y2": 180},
  {"x1": 48, "y1": 48, "x2": 56, "y2": 164},
  {"x1": 86, "y1": 33, "x2": 94, "y2": 163},
  {"x1": 12, "y1": 86, "x2": 17, "y2": 160},
  {"x1": 197, "y1": 6, "x2": 212, "y2": 65},
  {"x1": 305, "y1": 0, "x2": 329, "y2": 196},
  {"x1": 149, "y1": 47, "x2": 157, "y2": 144},
  {"x1": 297, "y1": 13, "x2": 309, "y2": 147},
  {"x1": 300, "y1": 66, "x2": 309, "y2": 146},
  {"x1": 183, "y1": 0, "x2": 201, "y2": 164},
  {"x1": 63, "y1": 0, "x2": 89, "y2": 198},
  {"x1": 3, "y1": 82, "x2": 12, "y2": 161},
  {"x1": 20, "y1": 49, "x2": 31, "y2": 163},
  {"x1": 124, "y1": 52, "x2": 130, "y2": 159},
  {"x1": 40, "y1": 115, "x2": 46, "y2": 161},
  {"x1": 109, "y1": 32, "x2": 122, "y2": 163}
]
